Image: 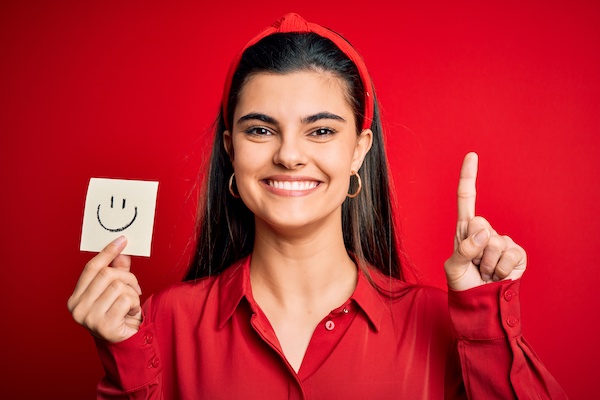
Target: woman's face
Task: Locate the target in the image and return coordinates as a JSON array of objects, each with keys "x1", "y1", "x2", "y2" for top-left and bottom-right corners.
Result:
[{"x1": 224, "y1": 70, "x2": 372, "y2": 233}]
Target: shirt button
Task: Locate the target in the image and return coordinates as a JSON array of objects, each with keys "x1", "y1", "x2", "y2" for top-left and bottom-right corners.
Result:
[
  {"x1": 148, "y1": 357, "x2": 160, "y2": 368},
  {"x1": 506, "y1": 316, "x2": 519, "y2": 327},
  {"x1": 325, "y1": 320, "x2": 335, "y2": 331},
  {"x1": 342, "y1": 308, "x2": 349, "y2": 314},
  {"x1": 144, "y1": 333, "x2": 153, "y2": 344},
  {"x1": 504, "y1": 290, "x2": 517, "y2": 302}
]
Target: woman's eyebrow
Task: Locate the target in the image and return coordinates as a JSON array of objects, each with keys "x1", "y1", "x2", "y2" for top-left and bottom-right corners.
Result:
[
  {"x1": 237, "y1": 112, "x2": 345, "y2": 125},
  {"x1": 301, "y1": 112, "x2": 346, "y2": 124},
  {"x1": 237, "y1": 113, "x2": 278, "y2": 125}
]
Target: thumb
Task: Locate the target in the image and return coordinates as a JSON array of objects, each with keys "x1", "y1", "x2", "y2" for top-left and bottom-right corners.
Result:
[
  {"x1": 110, "y1": 253, "x2": 131, "y2": 272},
  {"x1": 454, "y1": 228, "x2": 490, "y2": 264},
  {"x1": 108, "y1": 236, "x2": 131, "y2": 272},
  {"x1": 445, "y1": 228, "x2": 491, "y2": 289},
  {"x1": 108, "y1": 237, "x2": 140, "y2": 296}
]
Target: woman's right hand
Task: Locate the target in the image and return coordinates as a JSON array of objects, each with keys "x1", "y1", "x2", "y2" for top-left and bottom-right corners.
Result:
[{"x1": 67, "y1": 236, "x2": 143, "y2": 343}]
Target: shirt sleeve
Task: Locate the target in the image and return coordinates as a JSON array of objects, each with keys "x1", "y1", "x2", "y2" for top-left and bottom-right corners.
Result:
[
  {"x1": 94, "y1": 297, "x2": 163, "y2": 399},
  {"x1": 447, "y1": 279, "x2": 568, "y2": 399}
]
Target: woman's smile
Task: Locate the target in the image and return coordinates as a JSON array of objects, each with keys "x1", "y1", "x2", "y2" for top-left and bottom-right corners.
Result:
[{"x1": 263, "y1": 176, "x2": 322, "y2": 196}]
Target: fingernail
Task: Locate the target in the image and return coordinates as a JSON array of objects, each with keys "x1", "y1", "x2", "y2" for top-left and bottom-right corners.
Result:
[
  {"x1": 473, "y1": 229, "x2": 489, "y2": 245},
  {"x1": 113, "y1": 236, "x2": 126, "y2": 246}
]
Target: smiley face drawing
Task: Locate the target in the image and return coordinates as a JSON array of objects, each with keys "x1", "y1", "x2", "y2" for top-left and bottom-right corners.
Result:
[
  {"x1": 96, "y1": 195, "x2": 138, "y2": 232},
  {"x1": 81, "y1": 178, "x2": 158, "y2": 256}
]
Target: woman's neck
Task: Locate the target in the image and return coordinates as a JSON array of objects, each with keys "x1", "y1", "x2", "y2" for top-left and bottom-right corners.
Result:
[{"x1": 249, "y1": 217, "x2": 357, "y2": 310}]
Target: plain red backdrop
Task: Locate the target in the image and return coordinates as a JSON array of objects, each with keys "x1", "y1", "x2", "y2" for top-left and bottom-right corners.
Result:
[{"x1": 1, "y1": 1, "x2": 598, "y2": 398}]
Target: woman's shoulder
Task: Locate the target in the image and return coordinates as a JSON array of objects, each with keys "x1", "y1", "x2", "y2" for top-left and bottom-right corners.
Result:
[
  {"x1": 368, "y1": 267, "x2": 448, "y2": 308},
  {"x1": 366, "y1": 268, "x2": 451, "y2": 335},
  {"x1": 143, "y1": 275, "x2": 219, "y2": 316},
  {"x1": 143, "y1": 274, "x2": 229, "y2": 320},
  {"x1": 142, "y1": 258, "x2": 247, "y2": 320}
]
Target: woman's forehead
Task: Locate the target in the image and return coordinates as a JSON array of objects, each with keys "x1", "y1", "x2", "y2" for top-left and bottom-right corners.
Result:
[{"x1": 235, "y1": 70, "x2": 354, "y2": 121}]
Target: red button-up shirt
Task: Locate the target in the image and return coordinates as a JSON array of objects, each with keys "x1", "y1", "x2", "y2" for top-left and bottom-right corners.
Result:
[{"x1": 95, "y1": 256, "x2": 567, "y2": 399}]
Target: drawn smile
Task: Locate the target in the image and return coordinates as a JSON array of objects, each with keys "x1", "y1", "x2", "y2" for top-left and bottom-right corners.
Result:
[{"x1": 97, "y1": 196, "x2": 138, "y2": 232}]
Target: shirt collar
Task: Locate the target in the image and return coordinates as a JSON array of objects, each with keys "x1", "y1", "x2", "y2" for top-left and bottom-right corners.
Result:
[
  {"x1": 217, "y1": 256, "x2": 250, "y2": 329},
  {"x1": 351, "y1": 266, "x2": 386, "y2": 332},
  {"x1": 218, "y1": 254, "x2": 386, "y2": 331}
]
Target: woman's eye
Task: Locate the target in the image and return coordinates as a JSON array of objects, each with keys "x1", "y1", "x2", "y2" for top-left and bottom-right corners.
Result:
[
  {"x1": 310, "y1": 128, "x2": 335, "y2": 137},
  {"x1": 245, "y1": 127, "x2": 272, "y2": 136}
]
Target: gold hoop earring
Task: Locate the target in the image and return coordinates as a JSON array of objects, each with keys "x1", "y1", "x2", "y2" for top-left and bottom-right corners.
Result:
[
  {"x1": 229, "y1": 173, "x2": 240, "y2": 198},
  {"x1": 347, "y1": 172, "x2": 362, "y2": 198}
]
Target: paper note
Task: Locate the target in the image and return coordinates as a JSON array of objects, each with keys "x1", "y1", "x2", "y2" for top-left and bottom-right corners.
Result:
[{"x1": 80, "y1": 178, "x2": 159, "y2": 257}]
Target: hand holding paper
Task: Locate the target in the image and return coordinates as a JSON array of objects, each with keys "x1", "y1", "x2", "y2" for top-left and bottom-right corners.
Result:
[{"x1": 68, "y1": 236, "x2": 143, "y2": 342}]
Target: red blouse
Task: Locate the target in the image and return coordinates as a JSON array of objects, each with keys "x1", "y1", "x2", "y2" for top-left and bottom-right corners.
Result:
[{"x1": 95, "y1": 256, "x2": 567, "y2": 399}]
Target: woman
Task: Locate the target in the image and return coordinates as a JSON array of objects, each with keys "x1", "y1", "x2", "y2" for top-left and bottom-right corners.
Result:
[{"x1": 68, "y1": 13, "x2": 567, "y2": 399}]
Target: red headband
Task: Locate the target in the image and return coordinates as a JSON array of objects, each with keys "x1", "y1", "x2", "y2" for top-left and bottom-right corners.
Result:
[{"x1": 221, "y1": 13, "x2": 374, "y2": 131}]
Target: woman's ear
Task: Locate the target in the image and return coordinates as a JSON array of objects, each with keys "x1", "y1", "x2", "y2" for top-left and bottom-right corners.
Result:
[
  {"x1": 351, "y1": 129, "x2": 373, "y2": 172},
  {"x1": 223, "y1": 130, "x2": 234, "y2": 161}
]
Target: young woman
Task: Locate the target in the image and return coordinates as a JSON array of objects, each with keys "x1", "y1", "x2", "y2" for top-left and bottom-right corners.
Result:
[{"x1": 68, "y1": 13, "x2": 567, "y2": 399}]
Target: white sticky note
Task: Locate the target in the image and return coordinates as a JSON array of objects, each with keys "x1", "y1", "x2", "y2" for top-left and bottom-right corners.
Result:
[{"x1": 80, "y1": 178, "x2": 159, "y2": 257}]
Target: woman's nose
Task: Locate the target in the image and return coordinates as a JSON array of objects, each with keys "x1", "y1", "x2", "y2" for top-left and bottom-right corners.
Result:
[{"x1": 272, "y1": 134, "x2": 308, "y2": 169}]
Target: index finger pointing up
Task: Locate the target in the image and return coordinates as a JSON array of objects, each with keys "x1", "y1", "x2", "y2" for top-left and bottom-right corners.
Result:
[{"x1": 457, "y1": 152, "x2": 478, "y2": 224}]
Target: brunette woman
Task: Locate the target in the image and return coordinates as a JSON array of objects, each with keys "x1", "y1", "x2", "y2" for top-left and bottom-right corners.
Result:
[{"x1": 68, "y1": 13, "x2": 567, "y2": 399}]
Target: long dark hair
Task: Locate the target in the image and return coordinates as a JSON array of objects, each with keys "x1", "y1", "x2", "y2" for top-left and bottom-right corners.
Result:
[{"x1": 184, "y1": 32, "x2": 407, "y2": 282}]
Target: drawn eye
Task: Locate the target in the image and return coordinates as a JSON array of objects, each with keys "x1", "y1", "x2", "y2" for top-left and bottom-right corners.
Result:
[{"x1": 96, "y1": 195, "x2": 138, "y2": 232}]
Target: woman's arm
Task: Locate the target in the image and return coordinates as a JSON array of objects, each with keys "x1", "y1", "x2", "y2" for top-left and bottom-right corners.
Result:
[
  {"x1": 68, "y1": 237, "x2": 162, "y2": 398},
  {"x1": 444, "y1": 153, "x2": 568, "y2": 399}
]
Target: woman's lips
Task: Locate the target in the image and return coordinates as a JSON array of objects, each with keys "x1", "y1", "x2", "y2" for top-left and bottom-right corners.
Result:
[
  {"x1": 262, "y1": 176, "x2": 322, "y2": 196},
  {"x1": 267, "y1": 180, "x2": 319, "y2": 190}
]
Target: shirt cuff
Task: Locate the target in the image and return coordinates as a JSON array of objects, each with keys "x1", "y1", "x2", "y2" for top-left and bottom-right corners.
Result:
[
  {"x1": 94, "y1": 322, "x2": 161, "y2": 392},
  {"x1": 448, "y1": 279, "x2": 522, "y2": 340}
]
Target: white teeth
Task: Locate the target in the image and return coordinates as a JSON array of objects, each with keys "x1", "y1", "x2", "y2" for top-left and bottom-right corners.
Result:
[{"x1": 268, "y1": 180, "x2": 318, "y2": 191}]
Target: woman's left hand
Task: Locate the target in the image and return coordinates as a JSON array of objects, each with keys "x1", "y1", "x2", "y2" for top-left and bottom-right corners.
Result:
[{"x1": 444, "y1": 152, "x2": 527, "y2": 291}]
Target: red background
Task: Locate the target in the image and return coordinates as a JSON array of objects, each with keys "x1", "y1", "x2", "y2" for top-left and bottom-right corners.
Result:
[{"x1": 1, "y1": 1, "x2": 598, "y2": 398}]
